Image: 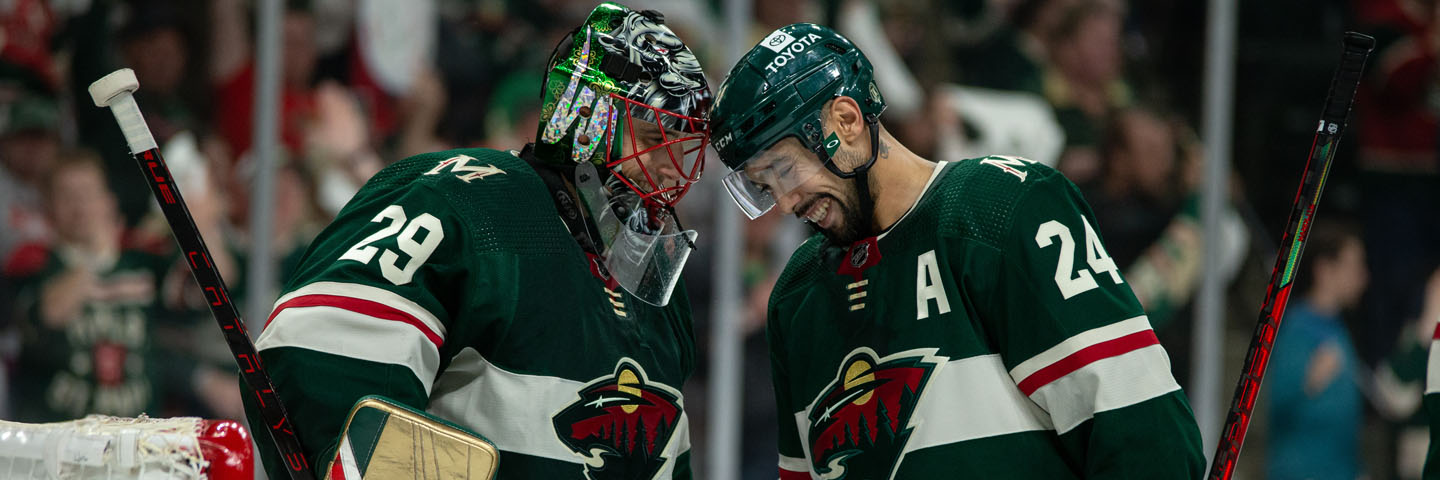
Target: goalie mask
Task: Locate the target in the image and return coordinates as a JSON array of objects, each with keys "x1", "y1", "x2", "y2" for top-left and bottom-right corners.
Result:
[{"x1": 534, "y1": 3, "x2": 712, "y2": 306}]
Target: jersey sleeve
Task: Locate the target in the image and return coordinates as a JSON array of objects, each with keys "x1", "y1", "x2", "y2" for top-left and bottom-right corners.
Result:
[
  {"x1": 242, "y1": 180, "x2": 499, "y2": 476},
  {"x1": 967, "y1": 161, "x2": 1205, "y2": 477}
]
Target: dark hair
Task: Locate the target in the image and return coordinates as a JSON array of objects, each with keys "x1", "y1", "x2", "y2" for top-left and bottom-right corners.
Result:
[
  {"x1": 117, "y1": 2, "x2": 184, "y2": 45},
  {"x1": 1293, "y1": 218, "x2": 1363, "y2": 296}
]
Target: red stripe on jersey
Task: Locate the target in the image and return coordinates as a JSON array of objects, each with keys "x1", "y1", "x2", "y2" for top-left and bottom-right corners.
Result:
[
  {"x1": 1432, "y1": 321, "x2": 1440, "y2": 340},
  {"x1": 780, "y1": 467, "x2": 810, "y2": 480},
  {"x1": 1016, "y1": 330, "x2": 1161, "y2": 396},
  {"x1": 328, "y1": 453, "x2": 347, "y2": 480},
  {"x1": 266, "y1": 294, "x2": 443, "y2": 348}
]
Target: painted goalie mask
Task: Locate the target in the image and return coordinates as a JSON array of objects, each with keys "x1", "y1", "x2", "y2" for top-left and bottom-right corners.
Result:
[{"x1": 534, "y1": 2, "x2": 712, "y2": 306}]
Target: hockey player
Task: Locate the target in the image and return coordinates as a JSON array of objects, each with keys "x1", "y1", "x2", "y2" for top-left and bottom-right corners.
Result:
[
  {"x1": 241, "y1": 4, "x2": 711, "y2": 478},
  {"x1": 708, "y1": 24, "x2": 1205, "y2": 478}
]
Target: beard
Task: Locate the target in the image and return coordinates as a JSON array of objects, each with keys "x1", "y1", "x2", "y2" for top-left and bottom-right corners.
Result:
[
  {"x1": 806, "y1": 179, "x2": 875, "y2": 246},
  {"x1": 803, "y1": 142, "x2": 880, "y2": 245}
]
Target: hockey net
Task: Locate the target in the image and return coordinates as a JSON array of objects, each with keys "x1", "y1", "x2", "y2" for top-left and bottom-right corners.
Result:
[{"x1": 0, "y1": 415, "x2": 253, "y2": 480}]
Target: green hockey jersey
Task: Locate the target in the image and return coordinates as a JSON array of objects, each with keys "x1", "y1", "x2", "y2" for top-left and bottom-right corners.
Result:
[
  {"x1": 242, "y1": 148, "x2": 696, "y2": 479},
  {"x1": 767, "y1": 157, "x2": 1204, "y2": 479}
]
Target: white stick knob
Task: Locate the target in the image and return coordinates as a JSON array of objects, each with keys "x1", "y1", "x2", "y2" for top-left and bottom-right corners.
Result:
[{"x1": 87, "y1": 69, "x2": 157, "y2": 154}]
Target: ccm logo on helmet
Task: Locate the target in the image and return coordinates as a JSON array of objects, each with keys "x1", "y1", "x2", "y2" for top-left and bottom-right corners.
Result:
[
  {"x1": 764, "y1": 32, "x2": 825, "y2": 74},
  {"x1": 714, "y1": 131, "x2": 734, "y2": 151}
]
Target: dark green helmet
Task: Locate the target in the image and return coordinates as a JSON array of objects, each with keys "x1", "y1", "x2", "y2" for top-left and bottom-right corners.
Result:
[
  {"x1": 534, "y1": 2, "x2": 712, "y2": 206},
  {"x1": 709, "y1": 23, "x2": 884, "y2": 172}
]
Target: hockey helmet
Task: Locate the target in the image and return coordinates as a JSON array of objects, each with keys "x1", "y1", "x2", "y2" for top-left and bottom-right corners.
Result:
[
  {"x1": 708, "y1": 24, "x2": 885, "y2": 219},
  {"x1": 535, "y1": 2, "x2": 712, "y2": 207}
]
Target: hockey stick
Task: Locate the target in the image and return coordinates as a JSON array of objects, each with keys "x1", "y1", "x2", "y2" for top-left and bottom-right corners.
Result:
[
  {"x1": 88, "y1": 69, "x2": 315, "y2": 480},
  {"x1": 1206, "y1": 32, "x2": 1374, "y2": 480}
]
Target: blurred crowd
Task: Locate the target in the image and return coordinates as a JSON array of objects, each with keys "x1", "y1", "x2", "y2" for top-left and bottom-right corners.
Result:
[{"x1": 0, "y1": 0, "x2": 1438, "y2": 479}]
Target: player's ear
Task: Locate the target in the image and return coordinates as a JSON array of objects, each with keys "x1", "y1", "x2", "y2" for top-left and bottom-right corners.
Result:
[{"x1": 827, "y1": 96, "x2": 864, "y2": 144}]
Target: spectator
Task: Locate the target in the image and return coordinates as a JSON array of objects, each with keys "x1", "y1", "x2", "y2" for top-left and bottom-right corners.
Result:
[
  {"x1": 116, "y1": 5, "x2": 199, "y2": 145},
  {"x1": 1352, "y1": 0, "x2": 1440, "y2": 366},
  {"x1": 211, "y1": 0, "x2": 318, "y2": 159},
  {"x1": 8, "y1": 148, "x2": 244, "y2": 422},
  {"x1": 953, "y1": 0, "x2": 1077, "y2": 96},
  {"x1": 9, "y1": 150, "x2": 168, "y2": 421},
  {"x1": 0, "y1": 93, "x2": 60, "y2": 266},
  {"x1": 1044, "y1": 0, "x2": 1130, "y2": 186},
  {"x1": 1087, "y1": 107, "x2": 1187, "y2": 269},
  {"x1": 1267, "y1": 219, "x2": 1369, "y2": 480}
]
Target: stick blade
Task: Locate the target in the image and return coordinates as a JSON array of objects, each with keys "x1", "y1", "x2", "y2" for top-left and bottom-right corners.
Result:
[{"x1": 89, "y1": 68, "x2": 139, "y2": 107}]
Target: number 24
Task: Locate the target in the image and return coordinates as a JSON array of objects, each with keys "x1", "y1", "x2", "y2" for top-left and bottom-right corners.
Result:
[
  {"x1": 1035, "y1": 216, "x2": 1122, "y2": 299},
  {"x1": 339, "y1": 205, "x2": 444, "y2": 285}
]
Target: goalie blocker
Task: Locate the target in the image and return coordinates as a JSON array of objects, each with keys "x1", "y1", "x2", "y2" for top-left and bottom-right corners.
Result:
[{"x1": 323, "y1": 396, "x2": 499, "y2": 480}]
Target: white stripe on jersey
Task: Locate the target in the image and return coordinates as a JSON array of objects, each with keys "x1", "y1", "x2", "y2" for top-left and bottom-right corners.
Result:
[
  {"x1": 778, "y1": 454, "x2": 808, "y2": 472},
  {"x1": 339, "y1": 435, "x2": 361, "y2": 480},
  {"x1": 426, "y1": 347, "x2": 692, "y2": 472},
  {"x1": 1026, "y1": 344, "x2": 1180, "y2": 434},
  {"x1": 256, "y1": 304, "x2": 442, "y2": 392},
  {"x1": 791, "y1": 353, "x2": 1053, "y2": 468},
  {"x1": 1008, "y1": 315, "x2": 1154, "y2": 382},
  {"x1": 908, "y1": 354, "x2": 1053, "y2": 447},
  {"x1": 273, "y1": 281, "x2": 448, "y2": 340}
]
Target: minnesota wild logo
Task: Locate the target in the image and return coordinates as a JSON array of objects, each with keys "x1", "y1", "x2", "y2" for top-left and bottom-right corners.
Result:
[
  {"x1": 553, "y1": 360, "x2": 684, "y2": 480},
  {"x1": 806, "y1": 348, "x2": 941, "y2": 479}
]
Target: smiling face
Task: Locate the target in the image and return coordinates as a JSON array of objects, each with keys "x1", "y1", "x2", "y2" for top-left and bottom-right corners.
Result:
[{"x1": 741, "y1": 137, "x2": 871, "y2": 244}]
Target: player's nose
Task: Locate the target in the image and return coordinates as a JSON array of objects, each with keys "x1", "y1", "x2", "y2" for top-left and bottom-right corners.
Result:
[
  {"x1": 776, "y1": 190, "x2": 803, "y2": 215},
  {"x1": 650, "y1": 153, "x2": 684, "y2": 188}
]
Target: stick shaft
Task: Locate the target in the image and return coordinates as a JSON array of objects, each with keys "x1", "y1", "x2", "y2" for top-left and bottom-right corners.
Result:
[
  {"x1": 1206, "y1": 32, "x2": 1374, "y2": 480},
  {"x1": 103, "y1": 93, "x2": 315, "y2": 480}
]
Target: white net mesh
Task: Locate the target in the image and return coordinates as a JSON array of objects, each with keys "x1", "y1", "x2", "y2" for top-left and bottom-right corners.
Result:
[{"x1": 0, "y1": 415, "x2": 209, "y2": 480}]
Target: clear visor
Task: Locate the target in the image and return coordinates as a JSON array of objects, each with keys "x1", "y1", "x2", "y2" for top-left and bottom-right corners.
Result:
[
  {"x1": 721, "y1": 138, "x2": 828, "y2": 219},
  {"x1": 575, "y1": 163, "x2": 697, "y2": 306}
]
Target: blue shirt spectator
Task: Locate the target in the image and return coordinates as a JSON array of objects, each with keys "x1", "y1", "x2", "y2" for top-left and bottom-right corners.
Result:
[
  {"x1": 1267, "y1": 219, "x2": 1369, "y2": 480},
  {"x1": 1268, "y1": 300, "x2": 1362, "y2": 480}
]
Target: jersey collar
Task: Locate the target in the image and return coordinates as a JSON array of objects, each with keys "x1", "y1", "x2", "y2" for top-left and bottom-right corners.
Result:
[{"x1": 877, "y1": 161, "x2": 949, "y2": 241}]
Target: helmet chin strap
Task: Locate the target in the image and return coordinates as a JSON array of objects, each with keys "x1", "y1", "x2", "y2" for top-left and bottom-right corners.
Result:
[
  {"x1": 815, "y1": 114, "x2": 881, "y2": 179},
  {"x1": 814, "y1": 114, "x2": 882, "y2": 237}
]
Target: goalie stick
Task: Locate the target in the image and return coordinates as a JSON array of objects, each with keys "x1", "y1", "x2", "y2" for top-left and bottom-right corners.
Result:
[
  {"x1": 1207, "y1": 32, "x2": 1374, "y2": 480},
  {"x1": 88, "y1": 69, "x2": 314, "y2": 480}
]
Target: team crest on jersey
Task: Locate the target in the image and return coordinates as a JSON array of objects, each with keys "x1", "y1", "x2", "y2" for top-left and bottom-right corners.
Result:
[
  {"x1": 553, "y1": 359, "x2": 683, "y2": 480},
  {"x1": 424, "y1": 154, "x2": 506, "y2": 182},
  {"x1": 806, "y1": 348, "x2": 943, "y2": 479}
]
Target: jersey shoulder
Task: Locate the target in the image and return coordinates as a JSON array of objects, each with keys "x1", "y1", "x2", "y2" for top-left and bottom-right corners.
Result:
[
  {"x1": 930, "y1": 156, "x2": 1075, "y2": 250},
  {"x1": 348, "y1": 148, "x2": 566, "y2": 255},
  {"x1": 364, "y1": 148, "x2": 537, "y2": 199},
  {"x1": 771, "y1": 234, "x2": 827, "y2": 306}
]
